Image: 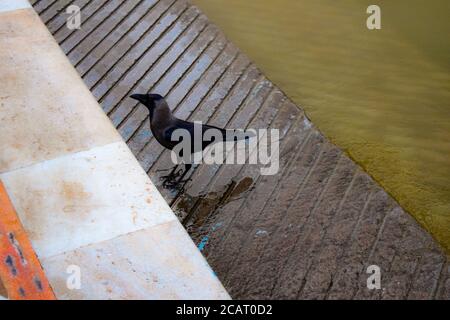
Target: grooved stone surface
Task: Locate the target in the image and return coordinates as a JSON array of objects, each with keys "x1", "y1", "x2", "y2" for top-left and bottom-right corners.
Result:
[{"x1": 35, "y1": 0, "x2": 449, "y2": 299}]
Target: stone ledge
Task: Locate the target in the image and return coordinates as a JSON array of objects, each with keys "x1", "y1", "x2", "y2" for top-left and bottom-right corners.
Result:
[{"x1": 0, "y1": 0, "x2": 229, "y2": 300}]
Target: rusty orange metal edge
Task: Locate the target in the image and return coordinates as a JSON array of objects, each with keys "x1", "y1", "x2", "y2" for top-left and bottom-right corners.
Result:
[{"x1": 0, "y1": 181, "x2": 56, "y2": 300}]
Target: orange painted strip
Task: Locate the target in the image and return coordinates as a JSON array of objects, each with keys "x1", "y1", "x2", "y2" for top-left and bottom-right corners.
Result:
[{"x1": 0, "y1": 181, "x2": 56, "y2": 300}]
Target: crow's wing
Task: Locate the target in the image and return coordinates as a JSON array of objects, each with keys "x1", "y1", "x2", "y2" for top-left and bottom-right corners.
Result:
[
  {"x1": 174, "y1": 120, "x2": 252, "y2": 140},
  {"x1": 165, "y1": 119, "x2": 253, "y2": 154}
]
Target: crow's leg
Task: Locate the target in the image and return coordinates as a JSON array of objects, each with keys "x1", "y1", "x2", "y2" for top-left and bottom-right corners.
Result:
[
  {"x1": 160, "y1": 168, "x2": 182, "y2": 187},
  {"x1": 160, "y1": 164, "x2": 193, "y2": 190},
  {"x1": 156, "y1": 166, "x2": 176, "y2": 173},
  {"x1": 160, "y1": 165, "x2": 186, "y2": 188},
  {"x1": 170, "y1": 164, "x2": 193, "y2": 191},
  {"x1": 174, "y1": 164, "x2": 193, "y2": 185},
  {"x1": 183, "y1": 163, "x2": 192, "y2": 175}
]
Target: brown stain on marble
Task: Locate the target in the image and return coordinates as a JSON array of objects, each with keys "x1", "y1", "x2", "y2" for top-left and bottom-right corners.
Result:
[
  {"x1": 61, "y1": 181, "x2": 92, "y2": 214},
  {"x1": 61, "y1": 182, "x2": 91, "y2": 201}
]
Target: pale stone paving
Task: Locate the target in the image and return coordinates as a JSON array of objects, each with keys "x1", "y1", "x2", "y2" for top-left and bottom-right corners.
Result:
[{"x1": 34, "y1": 0, "x2": 449, "y2": 299}]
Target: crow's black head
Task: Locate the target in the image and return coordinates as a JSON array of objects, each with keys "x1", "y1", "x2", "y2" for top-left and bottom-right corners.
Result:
[{"x1": 130, "y1": 93, "x2": 164, "y2": 109}]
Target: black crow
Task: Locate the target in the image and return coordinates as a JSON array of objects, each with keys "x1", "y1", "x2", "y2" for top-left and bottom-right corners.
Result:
[{"x1": 130, "y1": 93, "x2": 251, "y2": 189}]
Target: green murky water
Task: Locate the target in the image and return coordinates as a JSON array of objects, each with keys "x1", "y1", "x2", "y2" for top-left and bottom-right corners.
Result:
[{"x1": 193, "y1": 0, "x2": 450, "y2": 252}]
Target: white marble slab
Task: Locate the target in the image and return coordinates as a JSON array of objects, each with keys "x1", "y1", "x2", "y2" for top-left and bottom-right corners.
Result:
[
  {"x1": 42, "y1": 221, "x2": 230, "y2": 300},
  {"x1": 0, "y1": 4, "x2": 230, "y2": 300},
  {"x1": 0, "y1": 9, "x2": 121, "y2": 173},
  {"x1": 0, "y1": 142, "x2": 176, "y2": 259},
  {"x1": 0, "y1": 0, "x2": 30, "y2": 13}
]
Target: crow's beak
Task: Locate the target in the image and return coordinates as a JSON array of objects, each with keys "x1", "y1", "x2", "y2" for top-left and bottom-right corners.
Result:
[{"x1": 130, "y1": 94, "x2": 147, "y2": 104}]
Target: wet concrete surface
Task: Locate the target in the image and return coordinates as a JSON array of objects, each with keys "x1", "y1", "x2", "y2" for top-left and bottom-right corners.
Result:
[{"x1": 32, "y1": 0, "x2": 449, "y2": 299}]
